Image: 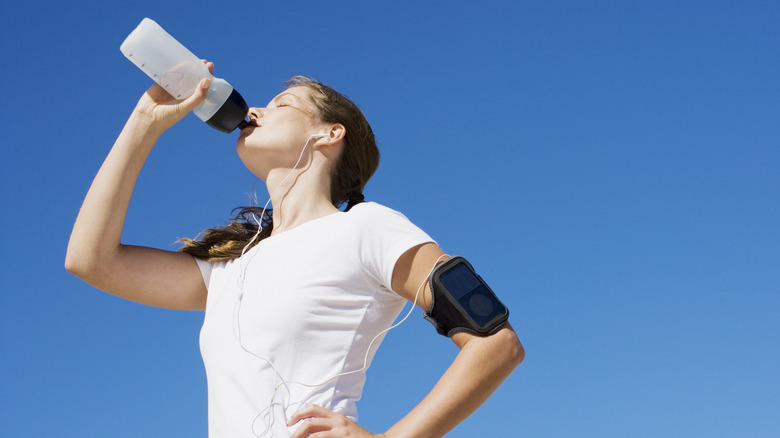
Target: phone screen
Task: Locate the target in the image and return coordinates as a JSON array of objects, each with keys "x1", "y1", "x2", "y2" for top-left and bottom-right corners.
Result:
[{"x1": 439, "y1": 263, "x2": 481, "y2": 300}]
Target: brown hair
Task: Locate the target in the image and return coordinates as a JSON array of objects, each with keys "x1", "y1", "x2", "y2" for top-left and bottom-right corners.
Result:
[{"x1": 178, "y1": 76, "x2": 379, "y2": 261}]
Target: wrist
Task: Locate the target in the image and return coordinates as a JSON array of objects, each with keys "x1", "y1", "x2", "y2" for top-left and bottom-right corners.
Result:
[
  {"x1": 126, "y1": 109, "x2": 167, "y2": 138},
  {"x1": 114, "y1": 112, "x2": 166, "y2": 154}
]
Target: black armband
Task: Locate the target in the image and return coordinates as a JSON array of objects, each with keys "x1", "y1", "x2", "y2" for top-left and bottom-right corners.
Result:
[{"x1": 423, "y1": 256, "x2": 509, "y2": 337}]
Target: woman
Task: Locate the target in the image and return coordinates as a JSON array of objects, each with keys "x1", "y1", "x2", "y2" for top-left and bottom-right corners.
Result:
[{"x1": 66, "y1": 61, "x2": 524, "y2": 438}]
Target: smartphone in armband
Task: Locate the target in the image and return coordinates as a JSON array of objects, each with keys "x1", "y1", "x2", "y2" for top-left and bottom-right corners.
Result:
[{"x1": 424, "y1": 256, "x2": 509, "y2": 337}]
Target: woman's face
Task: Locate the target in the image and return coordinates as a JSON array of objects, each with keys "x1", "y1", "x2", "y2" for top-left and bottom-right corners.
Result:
[{"x1": 236, "y1": 86, "x2": 325, "y2": 176}]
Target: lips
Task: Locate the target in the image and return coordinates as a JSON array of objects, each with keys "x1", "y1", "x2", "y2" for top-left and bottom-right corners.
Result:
[
  {"x1": 240, "y1": 119, "x2": 259, "y2": 132},
  {"x1": 237, "y1": 120, "x2": 258, "y2": 138}
]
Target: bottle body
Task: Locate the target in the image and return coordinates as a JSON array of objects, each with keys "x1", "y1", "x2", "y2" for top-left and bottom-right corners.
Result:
[{"x1": 120, "y1": 18, "x2": 247, "y2": 133}]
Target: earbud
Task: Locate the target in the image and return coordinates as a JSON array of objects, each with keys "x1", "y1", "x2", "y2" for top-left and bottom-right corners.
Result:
[{"x1": 309, "y1": 133, "x2": 328, "y2": 139}]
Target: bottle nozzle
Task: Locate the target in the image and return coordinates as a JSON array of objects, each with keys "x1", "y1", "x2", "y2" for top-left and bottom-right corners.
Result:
[{"x1": 237, "y1": 119, "x2": 250, "y2": 130}]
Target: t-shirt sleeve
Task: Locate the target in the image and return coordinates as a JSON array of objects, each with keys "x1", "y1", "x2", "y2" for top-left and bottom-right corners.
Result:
[
  {"x1": 349, "y1": 202, "x2": 436, "y2": 291},
  {"x1": 195, "y1": 257, "x2": 213, "y2": 290}
]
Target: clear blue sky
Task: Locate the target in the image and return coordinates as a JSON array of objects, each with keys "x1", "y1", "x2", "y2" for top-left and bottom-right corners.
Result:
[{"x1": 2, "y1": 1, "x2": 779, "y2": 436}]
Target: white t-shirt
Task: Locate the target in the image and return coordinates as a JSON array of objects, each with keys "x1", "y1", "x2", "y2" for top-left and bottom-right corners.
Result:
[{"x1": 196, "y1": 202, "x2": 434, "y2": 438}]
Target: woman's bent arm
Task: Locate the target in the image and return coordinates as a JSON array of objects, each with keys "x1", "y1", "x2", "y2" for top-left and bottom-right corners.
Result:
[
  {"x1": 65, "y1": 78, "x2": 211, "y2": 310},
  {"x1": 385, "y1": 243, "x2": 525, "y2": 437},
  {"x1": 288, "y1": 243, "x2": 524, "y2": 438}
]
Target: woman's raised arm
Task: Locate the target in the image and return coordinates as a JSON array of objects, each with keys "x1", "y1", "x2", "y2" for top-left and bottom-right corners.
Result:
[{"x1": 66, "y1": 73, "x2": 213, "y2": 310}]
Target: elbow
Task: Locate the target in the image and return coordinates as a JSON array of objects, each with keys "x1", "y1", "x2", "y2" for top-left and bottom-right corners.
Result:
[
  {"x1": 64, "y1": 250, "x2": 92, "y2": 279},
  {"x1": 493, "y1": 324, "x2": 525, "y2": 368},
  {"x1": 504, "y1": 327, "x2": 526, "y2": 367},
  {"x1": 512, "y1": 336, "x2": 525, "y2": 366},
  {"x1": 456, "y1": 323, "x2": 525, "y2": 368},
  {"x1": 64, "y1": 243, "x2": 102, "y2": 282}
]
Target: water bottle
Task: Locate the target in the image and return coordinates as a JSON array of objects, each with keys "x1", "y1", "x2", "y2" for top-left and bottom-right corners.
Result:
[{"x1": 120, "y1": 18, "x2": 249, "y2": 133}]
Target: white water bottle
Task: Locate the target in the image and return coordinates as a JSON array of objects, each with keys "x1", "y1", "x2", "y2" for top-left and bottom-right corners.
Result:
[{"x1": 120, "y1": 18, "x2": 249, "y2": 133}]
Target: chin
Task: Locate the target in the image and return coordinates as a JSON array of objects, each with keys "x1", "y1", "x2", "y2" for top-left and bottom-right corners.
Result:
[{"x1": 235, "y1": 149, "x2": 266, "y2": 179}]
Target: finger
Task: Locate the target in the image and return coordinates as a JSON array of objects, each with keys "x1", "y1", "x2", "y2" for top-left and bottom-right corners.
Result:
[
  {"x1": 288, "y1": 418, "x2": 333, "y2": 438},
  {"x1": 288, "y1": 404, "x2": 334, "y2": 426},
  {"x1": 177, "y1": 78, "x2": 210, "y2": 114},
  {"x1": 201, "y1": 59, "x2": 215, "y2": 74},
  {"x1": 287, "y1": 405, "x2": 325, "y2": 426}
]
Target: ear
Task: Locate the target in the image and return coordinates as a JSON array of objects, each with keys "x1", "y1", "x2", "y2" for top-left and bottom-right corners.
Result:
[
  {"x1": 320, "y1": 124, "x2": 345, "y2": 144},
  {"x1": 313, "y1": 124, "x2": 346, "y2": 155}
]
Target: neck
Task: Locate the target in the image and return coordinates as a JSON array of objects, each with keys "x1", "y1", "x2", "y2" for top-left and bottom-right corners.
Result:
[{"x1": 263, "y1": 159, "x2": 339, "y2": 235}]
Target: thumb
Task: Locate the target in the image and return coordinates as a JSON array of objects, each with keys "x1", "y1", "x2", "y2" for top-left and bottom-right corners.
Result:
[{"x1": 179, "y1": 77, "x2": 210, "y2": 113}]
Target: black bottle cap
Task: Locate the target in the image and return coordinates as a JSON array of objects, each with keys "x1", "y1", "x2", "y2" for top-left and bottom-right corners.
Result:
[{"x1": 205, "y1": 88, "x2": 249, "y2": 133}]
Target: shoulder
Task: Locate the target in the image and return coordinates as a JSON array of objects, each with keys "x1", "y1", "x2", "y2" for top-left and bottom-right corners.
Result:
[
  {"x1": 347, "y1": 201, "x2": 434, "y2": 247},
  {"x1": 347, "y1": 201, "x2": 415, "y2": 224},
  {"x1": 348, "y1": 201, "x2": 396, "y2": 214},
  {"x1": 347, "y1": 201, "x2": 430, "y2": 237},
  {"x1": 347, "y1": 202, "x2": 436, "y2": 290}
]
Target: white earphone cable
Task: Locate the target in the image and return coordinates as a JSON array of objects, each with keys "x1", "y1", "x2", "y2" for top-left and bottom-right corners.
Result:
[{"x1": 231, "y1": 134, "x2": 446, "y2": 437}]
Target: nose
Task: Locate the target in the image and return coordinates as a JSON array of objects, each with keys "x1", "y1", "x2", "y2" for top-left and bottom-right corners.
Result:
[{"x1": 247, "y1": 107, "x2": 265, "y2": 120}]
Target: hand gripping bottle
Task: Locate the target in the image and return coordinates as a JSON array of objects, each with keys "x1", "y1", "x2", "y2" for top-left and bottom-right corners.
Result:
[{"x1": 120, "y1": 18, "x2": 249, "y2": 133}]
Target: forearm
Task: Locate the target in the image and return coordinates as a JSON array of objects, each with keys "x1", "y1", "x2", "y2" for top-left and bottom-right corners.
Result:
[
  {"x1": 385, "y1": 327, "x2": 524, "y2": 438},
  {"x1": 65, "y1": 114, "x2": 162, "y2": 276}
]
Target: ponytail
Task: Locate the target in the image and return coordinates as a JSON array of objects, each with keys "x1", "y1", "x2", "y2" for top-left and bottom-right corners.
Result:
[{"x1": 344, "y1": 193, "x2": 365, "y2": 211}]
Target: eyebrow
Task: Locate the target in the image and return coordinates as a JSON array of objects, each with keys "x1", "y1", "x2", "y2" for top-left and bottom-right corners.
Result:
[
  {"x1": 269, "y1": 92, "x2": 315, "y2": 116},
  {"x1": 270, "y1": 92, "x2": 303, "y2": 106}
]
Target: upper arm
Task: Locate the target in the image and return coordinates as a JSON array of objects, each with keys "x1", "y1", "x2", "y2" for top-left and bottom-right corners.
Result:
[
  {"x1": 391, "y1": 243, "x2": 524, "y2": 358},
  {"x1": 70, "y1": 244, "x2": 208, "y2": 311},
  {"x1": 391, "y1": 242, "x2": 448, "y2": 311}
]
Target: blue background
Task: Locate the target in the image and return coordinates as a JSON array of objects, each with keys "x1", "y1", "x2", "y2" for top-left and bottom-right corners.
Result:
[{"x1": 2, "y1": 1, "x2": 779, "y2": 436}]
